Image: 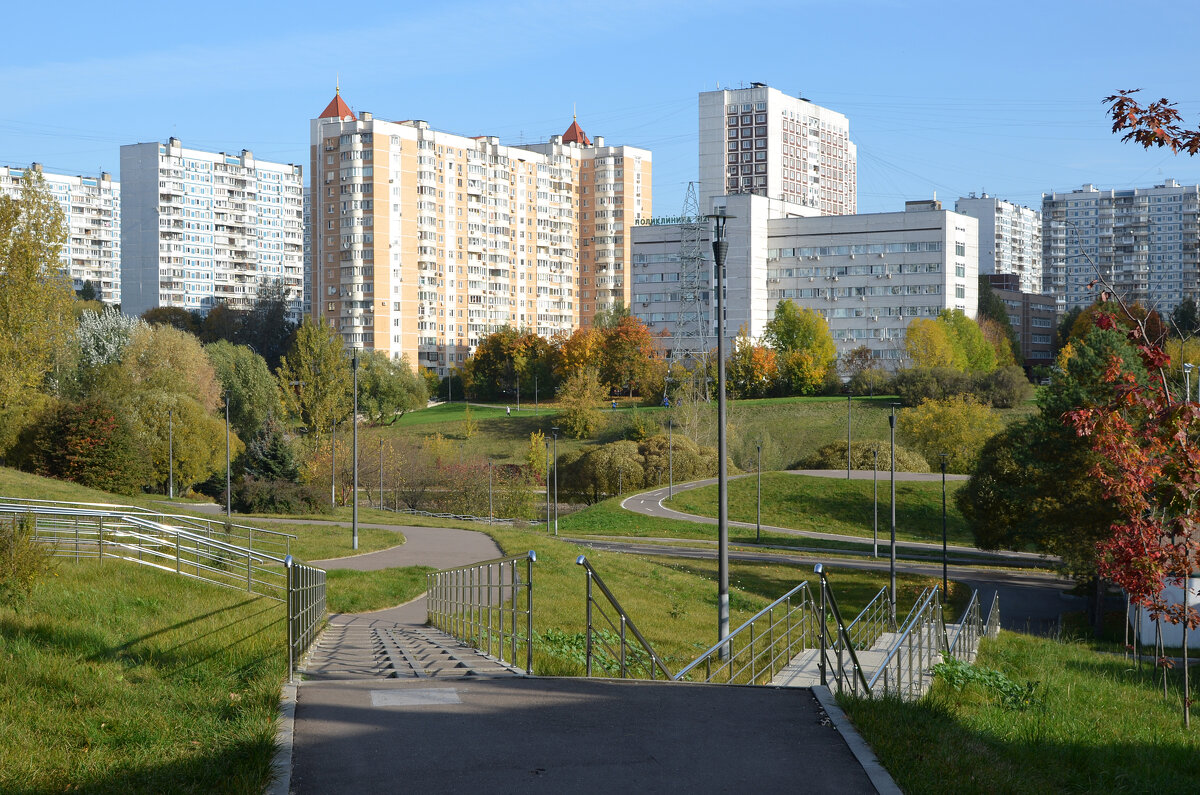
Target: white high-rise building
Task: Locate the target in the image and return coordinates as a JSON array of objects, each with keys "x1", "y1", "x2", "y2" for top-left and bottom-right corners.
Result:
[
  {"x1": 0, "y1": 164, "x2": 121, "y2": 304},
  {"x1": 1042, "y1": 180, "x2": 1200, "y2": 313},
  {"x1": 955, "y1": 193, "x2": 1042, "y2": 295},
  {"x1": 120, "y1": 138, "x2": 304, "y2": 319},
  {"x1": 631, "y1": 195, "x2": 977, "y2": 369},
  {"x1": 699, "y1": 83, "x2": 856, "y2": 217}
]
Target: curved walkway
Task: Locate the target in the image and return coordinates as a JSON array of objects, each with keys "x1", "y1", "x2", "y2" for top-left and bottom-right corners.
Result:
[{"x1": 621, "y1": 470, "x2": 1049, "y2": 564}]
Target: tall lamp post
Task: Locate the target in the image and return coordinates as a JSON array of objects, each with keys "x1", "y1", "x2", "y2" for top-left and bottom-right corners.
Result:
[
  {"x1": 756, "y1": 439, "x2": 763, "y2": 542},
  {"x1": 167, "y1": 408, "x2": 174, "y2": 499},
  {"x1": 516, "y1": 373, "x2": 520, "y2": 412},
  {"x1": 330, "y1": 419, "x2": 336, "y2": 509},
  {"x1": 668, "y1": 418, "x2": 674, "y2": 498},
  {"x1": 889, "y1": 402, "x2": 899, "y2": 625},
  {"x1": 224, "y1": 392, "x2": 232, "y2": 520},
  {"x1": 872, "y1": 445, "x2": 879, "y2": 558},
  {"x1": 847, "y1": 395, "x2": 852, "y2": 479},
  {"x1": 551, "y1": 426, "x2": 560, "y2": 536},
  {"x1": 940, "y1": 452, "x2": 949, "y2": 596},
  {"x1": 707, "y1": 209, "x2": 734, "y2": 657},
  {"x1": 534, "y1": 374, "x2": 539, "y2": 416},
  {"x1": 352, "y1": 351, "x2": 359, "y2": 550},
  {"x1": 544, "y1": 437, "x2": 551, "y2": 530},
  {"x1": 378, "y1": 438, "x2": 384, "y2": 510}
]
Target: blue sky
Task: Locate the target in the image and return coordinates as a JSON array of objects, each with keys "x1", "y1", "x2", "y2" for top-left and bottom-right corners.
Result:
[{"x1": 3, "y1": 0, "x2": 1198, "y2": 215}]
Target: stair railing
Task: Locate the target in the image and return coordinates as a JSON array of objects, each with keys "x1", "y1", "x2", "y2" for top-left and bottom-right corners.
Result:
[{"x1": 575, "y1": 555, "x2": 673, "y2": 680}]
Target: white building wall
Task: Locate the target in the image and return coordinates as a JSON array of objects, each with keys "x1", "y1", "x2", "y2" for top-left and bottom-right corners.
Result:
[
  {"x1": 1043, "y1": 180, "x2": 1200, "y2": 314},
  {"x1": 0, "y1": 165, "x2": 121, "y2": 304},
  {"x1": 120, "y1": 139, "x2": 304, "y2": 320},
  {"x1": 956, "y1": 194, "x2": 1042, "y2": 294}
]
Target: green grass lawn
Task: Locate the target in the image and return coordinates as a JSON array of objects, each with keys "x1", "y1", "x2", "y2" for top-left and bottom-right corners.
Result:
[
  {"x1": 0, "y1": 562, "x2": 284, "y2": 794},
  {"x1": 666, "y1": 472, "x2": 974, "y2": 546},
  {"x1": 325, "y1": 567, "x2": 435, "y2": 613},
  {"x1": 840, "y1": 632, "x2": 1200, "y2": 793},
  {"x1": 259, "y1": 521, "x2": 403, "y2": 563}
]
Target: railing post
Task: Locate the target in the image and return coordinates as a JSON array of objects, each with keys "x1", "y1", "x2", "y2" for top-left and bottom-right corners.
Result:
[
  {"x1": 818, "y1": 567, "x2": 828, "y2": 687},
  {"x1": 585, "y1": 569, "x2": 593, "y2": 678},
  {"x1": 176, "y1": 537, "x2": 181, "y2": 574},
  {"x1": 285, "y1": 556, "x2": 295, "y2": 683},
  {"x1": 487, "y1": 564, "x2": 494, "y2": 658},
  {"x1": 620, "y1": 615, "x2": 628, "y2": 678},
  {"x1": 510, "y1": 559, "x2": 518, "y2": 666},
  {"x1": 526, "y1": 553, "x2": 534, "y2": 676},
  {"x1": 98, "y1": 516, "x2": 104, "y2": 561}
]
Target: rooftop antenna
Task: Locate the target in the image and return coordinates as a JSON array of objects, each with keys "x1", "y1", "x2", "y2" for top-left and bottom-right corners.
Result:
[{"x1": 336, "y1": 74, "x2": 340, "y2": 95}]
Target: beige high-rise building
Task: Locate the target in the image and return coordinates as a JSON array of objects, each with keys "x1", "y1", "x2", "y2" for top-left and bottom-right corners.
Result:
[{"x1": 309, "y1": 91, "x2": 651, "y2": 373}]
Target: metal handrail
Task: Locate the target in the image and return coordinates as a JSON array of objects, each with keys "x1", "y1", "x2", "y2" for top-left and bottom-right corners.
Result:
[
  {"x1": 944, "y1": 590, "x2": 982, "y2": 660},
  {"x1": 285, "y1": 556, "x2": 327, "y2": 681},
  {"x1": 675, "y1": 579, "x2": 818, "y2": 685},
  {"x1": 814, "y1": 564, "x2": 872, "y2": 694},
  {"x1": 842, "y1": 586, "x2": 891, "y2": 652},
  {"x1": 865, "y1": 586, "x2": 941, "y2": 690},
  {"x1": 575, "y1": 555, "x2": 673, "y2": 680},
  {"x1": 427, "y1": 551, "x2": 536, "y2": 675}
]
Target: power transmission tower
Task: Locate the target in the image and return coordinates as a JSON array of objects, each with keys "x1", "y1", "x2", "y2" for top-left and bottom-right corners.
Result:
[{"x1": 671, "y1": 182, "x2": 711, "y2": 399}]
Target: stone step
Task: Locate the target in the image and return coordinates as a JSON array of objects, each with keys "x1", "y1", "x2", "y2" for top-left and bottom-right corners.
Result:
[{"x1": 300, "y1": 621, "x2": 520, "y2": 681}]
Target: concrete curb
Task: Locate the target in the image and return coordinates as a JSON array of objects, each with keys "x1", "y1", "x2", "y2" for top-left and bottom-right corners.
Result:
[
  {"x1": 811, "y1": 685, "x2": 902, "y2": 795},
  {"x1": 267, "y1": 682, "x2": 297, "y2": 795}
]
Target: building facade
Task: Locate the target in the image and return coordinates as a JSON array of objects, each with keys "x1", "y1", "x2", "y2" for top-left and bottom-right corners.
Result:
[
  {"x1": 0, "y1": 164, "x2": 121, "y2": 304},
  {"x1": 698, "y1": 83, "x2": 856, "y2": 217},
  {"x1": 631, "y1": 195, "x2": 979, "y2": 369},
  {"x1": 1042, "y1": 180, "x2": 1200, "y2": 313},
  {"x1": 987, "y1": 274, "x2": 1056, "y2": 370},
  {"x1": 120, "y1": 138, "x2": 305, "y2": 319},
  {"x1": 955, "y1": 193, "x2": 1042, "y2": 295},
  {"x1": 308, "y1": 92, "x2": 650, "y2": 372}
]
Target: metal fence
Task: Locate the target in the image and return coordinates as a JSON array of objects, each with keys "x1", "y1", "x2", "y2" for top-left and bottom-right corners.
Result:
[
  {"x1": 575, "y1": 555, "x2": 674, "y2": 680},
  {"x1": 285, "y1": 556, "x2": 327, "y2": 681},
  {"x1": 2, "y1": 498, "x2": 324, "y2": 684},
  {"x1": 674, "y1": 580, "x2": 820, "y2": 685},
  {"x1": 426, "y1": 551, "x2": 536, "y2": 675}
]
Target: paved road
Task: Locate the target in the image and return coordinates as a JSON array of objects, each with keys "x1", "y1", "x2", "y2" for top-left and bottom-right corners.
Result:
[{"x1": 621, "y1": 471, "x2": 1052, "y2": 565}]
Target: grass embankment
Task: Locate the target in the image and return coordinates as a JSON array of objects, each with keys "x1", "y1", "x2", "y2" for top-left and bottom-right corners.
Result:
[
  {"x1": 325, "y1": 567, "x2": 435, "y2": 614},
  {"x1": 382, "y1": 394, "x2": 1037, "y2": 470},
  {"x1": 0, "y1": 562, "x2": 284, "y2": 794},
  {"x1": 841, "y1": 632, "x2": 1200, "y2": 793},
  {"x1": 666, "y1": 472, "x2": 973, "y2": 546}
]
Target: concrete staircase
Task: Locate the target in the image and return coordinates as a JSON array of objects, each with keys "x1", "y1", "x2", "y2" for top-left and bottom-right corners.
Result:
[{"x1": 302, "y1": 619, "x2": 520, "y2": 681}]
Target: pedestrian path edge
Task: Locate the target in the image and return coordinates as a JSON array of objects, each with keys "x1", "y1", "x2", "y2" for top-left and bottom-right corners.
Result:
[
  {"x1": 268, "y1": 682, "x2": 297, "y2": 795},
  {"x1": 811, "y1": 685, "x2": 902, "y2": 795}
]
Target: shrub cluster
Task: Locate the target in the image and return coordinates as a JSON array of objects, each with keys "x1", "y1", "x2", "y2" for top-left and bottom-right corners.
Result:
[
  {"x1": 892, "y1": 365, "x2": 1032, "y2": 408},
  {"x1": 797, "y1": 440, "x2": 930, "y2": 473},
  {"x1": 558, "y1": 434, "x2": 719, "y2": 503}
]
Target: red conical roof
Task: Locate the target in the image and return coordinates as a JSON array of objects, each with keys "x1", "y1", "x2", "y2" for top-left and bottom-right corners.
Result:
[
  {"x1": 562, "y1": 117, "x2": 591, "y2": 146},
  {"x1": 318, "y1": 89, "x2": 356, "y2": 121}
]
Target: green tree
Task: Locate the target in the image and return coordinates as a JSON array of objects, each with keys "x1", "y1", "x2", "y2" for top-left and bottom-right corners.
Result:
[
  {"x1": 939, "y1": 309, "x2": 996, "y2": 373},
  {"x1": 0, "y1": 168, "x2": 76, "y2": 423},
  {"x1": 141, "y1": 306, "x2": 200, "y2": 335},
  {"x1": 1170, "y1": 297, "x2": 1200, "y2": 337},
  {"x1": 558, "y1": 368, "x2": 607, "y2": 438},
  {"x1": 599, "y1": 314, "x2": 658, "y2": 396},
  {"x1": 897, "y1": 395, "x2": 1002, "y2": 473},
  {"x1": 122, "y1": 324, "x2": 221, "y2": 412},
  {"x1": 357, "y1": 351, "x2": 427, "y2": 424},
  {"x1": 763, "y1": 301, "x2": 836, "y2": 395},
  {"x1": 976, "y1": 277, "x2": 1022, "y2": 364},
  {"x1": 78, "y1": 308, "x2": 145, "y2": 371},
  {"x1": 206, "y1": 340, "x2": 280, "y2": 439},
  {"x1": 905, "y1": 317, "x2": 957, "y2": 369},
  {"x1": 128, "y1": 391, "x2": 236, "y2": 495},
  {"x1": 277, "y1": 318, "x2": 352, "y2": 436},
  {"x1": 33, "y1": 398, "x2": 148, "y2": 495}
]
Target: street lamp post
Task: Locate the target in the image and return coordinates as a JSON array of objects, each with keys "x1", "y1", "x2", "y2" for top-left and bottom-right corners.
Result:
[
  {"x1": 545, "y1": 437, "x2": 551, "y2": 530},
  {"x1": 535, "y1": 374, "x2": 538, "y2": 416},
  {"x1": 551, "y1": 426, "x2": 560, "y2": 536},
  {"x1": 379, "y1": 438, "x2": 384, "y2": 510},
  {"x1": 352, "y1": 351, "x2": 359, "y2": 551},
  {"x1": 708, "y1": 210, "x2": 734, "y2": 658},
  {"x1": 889, "y1": 402, "x2": 899, "y2": 625},
  {"x1": 224, "y1": 392, "x2": 231, "y2": 520},
  {"x1": 940, "y1": 453, "x2": 949, "y2": 596},
  {"x1": 330, "y1": 419, "x2": 336, "y2": 508},
  {"x1": 167, "y1": 409, "x2": 174, "y2": 500},
  {"x1": 847, "y1": 395, "x2": 852, "y2": 479},
  {"x1": 756, "y1": 439, "x2": 762, "y2": 542},
  {"x1": 516, "y1": 373, "x2": 520, "y2": 413},
  {"x1": 668, "y1": 418, "x2": 674, "y2": 498}
]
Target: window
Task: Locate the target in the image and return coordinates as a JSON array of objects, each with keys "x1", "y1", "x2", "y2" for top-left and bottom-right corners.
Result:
[
  {"x1": 955, "y1": 241, "x2": 965, "y2": 256},
  {"x1": 955, "y1": 285, "x2": 965, "y2": 299},
  {"x1": 955, "y1": 264, "x2": 965, "y2": 278}
]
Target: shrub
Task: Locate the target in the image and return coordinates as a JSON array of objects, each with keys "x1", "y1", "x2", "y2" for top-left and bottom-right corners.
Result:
[
  {"x1": 893, "y1": 366, "x2": 972, "y2": 406},
  {"x1": 558, "y1": 368, "x2": 607, "y2": 439},
  {"x1": 847, "y1": 367, "x2": 891, "y2": 396},
  {"x1": 897, "y1": 395, "x2": 1003, "y2": 473},
  {"x1": 974, "y1": 365, "x2": 1034, "y2": 408},
  {"x1": 799, "y1": 440, "x2": 929, "y2": 473},
  {"x1": 32, "y1": 398, "x2": 147, "y2": 495},
  {"x1": 231, "y1": 476, "x2": 329, "y2": 515},
  {"x1": 0, "y1": 515, "x2": 55, "y2": 609}
]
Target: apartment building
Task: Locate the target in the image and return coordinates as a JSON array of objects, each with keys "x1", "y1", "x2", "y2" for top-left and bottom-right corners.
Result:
[
  {"x1": 309, "y1": 91, "x2": 650, "y2": 373},
  {"x1": 1042, "y1": 180, "x2": 1200, "y2": 313},
  {"x1": 0, "y1": 164, "x2": 121, "y2": 304},
  {"x1": 987, "y1": 273, "x2": 1056, "y2": 369},
  {"x1": 120, "y1": 139, "x2": 305, "y2": 319},
  {"x1": 955, "y1": 193, "x2": 1042, "y2": 295},
  {"x1": 698, "y1": 83, "x2": 856, "y2": 217},
  {"x1": 631, "y1": 194, "x2": 978, "y2": 369}
]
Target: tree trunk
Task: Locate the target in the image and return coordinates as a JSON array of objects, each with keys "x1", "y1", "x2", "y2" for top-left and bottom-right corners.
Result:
[{"x1": 1091, "y1": 575, "x2": 1106, "y2": 639}]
